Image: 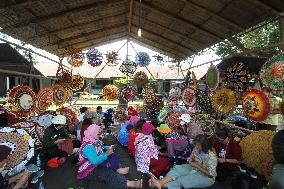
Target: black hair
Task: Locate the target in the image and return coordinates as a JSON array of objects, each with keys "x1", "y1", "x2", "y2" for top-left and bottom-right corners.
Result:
[
  {"x1": 97, "y1": 106, "x2": 102, "y2": 111},
  {"x1": 215, "y1": 127, "x2": 229, "y2": 140},
  {"x1": 80, "y1": 107, "x2": 88, "y2": 114},
  {"x1": 82, "y1": 118, "x2": 93, "y2": 125},
  {"x1": 194, "y1": 134, "x2": 213, "y2": 153},
  {"x1": 135, "y1": 119, "x2": 146, "y2": 132},
  {"x1": 150, "y1": 119, "x2": 159, "y2": 128},
  {"x1": 272, "y1": 129, "x2": 284, "y2": 164}
]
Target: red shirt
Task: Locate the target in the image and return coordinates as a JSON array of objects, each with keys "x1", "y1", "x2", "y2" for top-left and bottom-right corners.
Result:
[
  {"x1": 128, "y1": 129, "x2": 139, "y2": 156},
  {"x1": 213, "y1": 138, "x2": 242, "y2": 171}
]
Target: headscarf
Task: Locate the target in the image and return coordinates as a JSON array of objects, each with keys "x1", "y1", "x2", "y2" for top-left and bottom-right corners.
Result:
[
  {"x1": 142, "y1": 123, "x2": 154, "y2": 135},
  {"x1": 83, "y1": 124, "x2": 101, "y2": 144},
  {"x1": 130, "y1": 116, "x2": 139, "y2": 126}
]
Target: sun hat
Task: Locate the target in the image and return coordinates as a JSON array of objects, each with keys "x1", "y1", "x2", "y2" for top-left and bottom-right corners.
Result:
[
  {"x1": 52, "y1": 115, "x2": 66, "y2": 125},
  {"x1": 157, "y1": 124, "x2": 172, "y2": 134},
  {"x1": 142, "y1": 123, "x2": 154, "y2": 135}
]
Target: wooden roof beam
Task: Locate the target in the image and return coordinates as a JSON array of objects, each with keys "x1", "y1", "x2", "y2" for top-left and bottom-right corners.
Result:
[
  {"x1": 129, "y1": 33, "x2": 186, "y2": 58},
  {"x1": 247, "y1": 0, "x2": 282, "y2": 16},
  {"x1": 128, "y1": 0, "x2": 134, "y2": 34},
  {"x1": 26, "y1": 12, "x2": 127, "y2": 41},
  {"x1": 4, "y1": 0, "x2": 127, "y2": 29},
  {"x1": 136, "y1": 0, "x2": 225, "y2": 41},
  {"x1": 0, "y1": 0, "x2": 36, "y2": 9}
]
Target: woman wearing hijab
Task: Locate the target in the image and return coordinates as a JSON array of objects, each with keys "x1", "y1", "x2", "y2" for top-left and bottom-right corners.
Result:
[
  {"x1": 135, "y1": 123, "x2": 159, "y2": 174},
  {"x1": 128, "y1": 119, "x2": 146, "y2": 156},
  {"x1": 77, "y1": 124, "x2": 142, "y2": 188}
]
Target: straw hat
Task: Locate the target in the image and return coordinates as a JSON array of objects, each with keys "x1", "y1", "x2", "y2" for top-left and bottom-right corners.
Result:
[{"x1": 157, "y1": 124, "x2": 172, "y2": 134}]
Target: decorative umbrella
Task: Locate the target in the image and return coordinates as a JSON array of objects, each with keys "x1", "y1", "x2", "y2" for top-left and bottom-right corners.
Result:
[
  {"x1": 7, "y1": 85, "x2": 36, "y2": 118},
  {"x1": 86, "y1": 48, "x2": 103, "y2": 67},
  {"x1": 102, "y1": 84, "x2": 119, "y2": 101},
  {"x1": 260, "y1": 53, "x2": 284, "y2": 92},
  {"x1": 169, "y1": 87, "x2": 182, "y2": 101},
  {"x1": 66, "y1": 48, "x2": 84, "y2": 67},
  {"x1": 72, "y1": 74, "x2": 84, "y2": 90},
  {"x1": 147, "y1": 97, "x2": 164, "y2": 111},
  {"x1": 225, "y1": 62, "x2": 250, "y2": 93},
  {"x1": 59, "y1": 107, "x2": 78, "y2": 131},
  {"x1": 211, "y1": 88, "x2": 238, "y2": 115},
  {"x1": 182, "y1": 87, "x2": 196, "y2": 107},
  {"x1": 0, "y1": 127, "x2": 34, "y2": 173},
  {"x1": 206, "y1": 65, "x2": 219, "y2": 91},
  {"x1": 166, "y1": 112, "x2": 183, "y2": 131},
  {"x1": 133, "y1": 71, "x2": 149, "y2": 88},
  {"x1": 106, "y1": 51, "x2": 119, "y2": 66},
  {"x1": 52, "y1": 85, "x2": 70, "y2": 107},
  {"x1": 35, "y1": 86, "x2": 53, "y2": 115},
  {"x1": 135, "y1": 52, "x2": 151, "y2": 67},
  {"x1": 121, "y1": 86, "x2": 137, "y2": 102},
  {"x1": 119, "y1": 58, "x2": 138, "y2": 75},
  {"x1": 242, "y1": 88, "x2": 271, "y2": 122},
  {"x1": 57, "y1": 69, "x2": 72, "y2": 87},
  {"x1": 142, "y1": 85, "x2": 156, "y2": 104}
]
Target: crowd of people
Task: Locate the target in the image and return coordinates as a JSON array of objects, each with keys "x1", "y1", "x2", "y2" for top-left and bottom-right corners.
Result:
[{"x1": 0, "y1": 105, "x2": 284, "y2": 189}]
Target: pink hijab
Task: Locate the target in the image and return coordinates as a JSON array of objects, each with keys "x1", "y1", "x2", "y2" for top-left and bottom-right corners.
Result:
[
  {"x1": 83, "y1": 124, "x2": 101, "y2": 144},
  {"x1": 130, "y1": 116, "x2": 139, "y2": 126}
]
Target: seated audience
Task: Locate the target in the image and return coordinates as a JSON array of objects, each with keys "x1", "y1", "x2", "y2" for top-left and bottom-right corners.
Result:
[
  {"x1": 213, "y1": 127, "x2": 242, "y2": 181},
  {"x1": 0, "y1": 145, "x2": 30, "y2": 189},
  {"x1": 149, "y1": 134, "x2": 217, "y2": 189},
  {"x1": 77, "y1": 124, "x2": 142, "y2": 188}
]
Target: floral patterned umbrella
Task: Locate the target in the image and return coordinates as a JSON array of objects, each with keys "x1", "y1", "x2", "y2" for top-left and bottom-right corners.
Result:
[
  {"x1": 211, "y1": 88, "x2": 238, "y2": 115},
  {"x1": 72, "y1": 74, "x2": 84, "y2": 90},
  {"x1": 119, "y1": 58, "x2": 138, "y2": 75},
  {"x1": 86, "y1": 48, "x2": 103, "y2": 67},
  {"x1": 242, "y1": 88, "x2": 271, "y2": 122},
  {"x1": 106, "y1": 51, "x2": 119, "y2": 66},
  {"x1": 142, "y1": 85, "x2": 156, "y2": 104},
  {"x1": 135, "y1": 52, "x2": 151, "y2": 67},
  {"x1": 121, "y1": 86, "x2": 137, "y2": 102},
  {"x1": 102, "y1": 84, "x2": 120, "y2": 101},
  {"x1": 182, "y1": 87, "x2": 196, "y2": 107},
  {"x1": 35, "y1": 86, "x2": 53, "y2": 115},
  {"x1": 66, "y1": 48, "x2": 84, "y2": 67},
  {"x1": 133, "y1": 71, "x2": 149, "y2": 88},
  {"x1": 0, "y1": 127, "x2": 34, "y2": 174},
  {"x1": 196, "y1": 88, "x2": 212, "y2": 113},
  {"x1": 52, "y1": 85, "x2": 71, "y2": 107}
]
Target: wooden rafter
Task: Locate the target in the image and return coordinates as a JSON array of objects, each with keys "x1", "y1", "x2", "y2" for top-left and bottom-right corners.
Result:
[
  {"x1": 128, "y1": 0, "x2": 134, "y2": 34},
  {"x1": 247, "y1": 0, "x2": 282, "y2": 16},
  {"x1": 4, "y1": 0, "x2": 127, "y2": 29},
  {"x1": 136, "y1": 0, "x2": 225, "y2": 41},
  {"x1": 0, "y1": 0, "x2": 36, "y2": 9},
  {"x1": 26, "y1": 12, "x2": 127, "y2": 40}
]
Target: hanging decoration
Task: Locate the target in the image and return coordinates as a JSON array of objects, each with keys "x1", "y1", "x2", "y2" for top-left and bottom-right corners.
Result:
[
  {"x1": 242, "y1": 88, "x2": 271, "y2": 122},
  {"x1": 142, "y1": 85, "x2": 156, "y2": 104},
  {"x1": 114, "y1": 107, "x2": 128, "y2": 122},
  {"x1": 169, "y1": 87, "x2": 182, "y2": 101},
  {"x1": 7, "y1": 85, "x2": 36, "y2": 118},
  {"x1": 52, "y1": 85, "x2": 70, "y2": 106},
  {"x1": 147, "y1": 97, "x2": 164, "y2": 111},
  {"x1": 211, "y1": 88, "x2": 238, "y2": 115},
  {"x1": 127, "y1": 106, "x2": 138, "y2": 117},
  {"x1": 182, "y1": 87, "x2": 196, "y2": 107},
  {"x1": 35, "y1": 87, "x2": 53, "y2": 115},
  {"x1": 206, "y1": 65, "x2": 219, "y2": 91},
  {"x1": 57, "y1": 69, "x2": 72, "y2": 87},
  {"x1": 121, "y1": 86, "x2": 137, "y2": 102},
  {"x1": 59, "y1": 107, "x2": 78, "y2": 131},
  {"x1": 157, "y1": 107, "x2": 169, "y2": 123},
  {"x1": 135, "y1": 52, "x2": 151, "y2": 67},
  {"x1": 196, "y1": 88, "x2": 212, "y2": 113},
  {"x1": 119, "y1": 58, "x2": 138, "y2": 75},
  {"x1": 240, "y1": 130, "x2": 275, "y2": 175},
  {"x1": 225, "y1": 62, "x2": 250, "y2": 93},
  {"x1": 260, "y1": 53, "x2": 284, "y2": 92},
  {"x1": 106, "y1": 51, "x2": 119, "y2": 66},
  {"x1": 86, "y1": 48, "x2": 103, "y2": 67},
  {"x1": 66, "y1": 48, "x2": 84, "y2": 67},
  {"x1": 192, "y1": 114, "x2": 216, "y2": 137},
  {"x1": 146, "y1": 108, "x2": 160, "y2": 119},
  {"x1": 133, "y1": 71, "x2": 149, "y2": 88},
  {"x1": 102, "y1": 84, "x2": 119, "y2": 101},
  {"x1": 72, "y1": 74, "x2": 84, "y2": 90},
  {"x1": 0, "y1": 127, "x2": 34, "y2": 172}
]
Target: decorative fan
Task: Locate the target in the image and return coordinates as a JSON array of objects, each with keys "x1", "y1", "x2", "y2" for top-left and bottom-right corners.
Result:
[
  {"x1": 196, "y1": 88, "x2": 212, "y2": 113},
  {"x1": 225, "y1": 62, "x2": 250, "y2": 93},
  {"x1": 86, "y1": 48, "x2": 103, "y2": 67},
  {"x1": 242, "y1": 88, "x2": 271, "y2": 122},
  {"x1": 135, "y1": 52, "x2": 151, "y2": 67},
  {"x1": 52, "y1": 85, "x2": 70, "y2": 106},
  {"x1": 102, "y1": 84, "x2": 119, "y2": 101},
  {"x1": 106, "y1": 51, "x2": 119, "y2": 66},
  {"x1": 121, "y1": 86, "x2": 137, "y2": 102},
  {"x1": 119, "y1": 58, "x2": 138, "y2": 75},
  {"x1": 212, "y1": 88, "x2": 238, "y2": 115},
  {"x1": 59, "y1": 107, "x2": 78, "y2": 131},
  {"x1": 182, "y1": 87, "x2": 196, "y2": 107},
  {"x1": 7, "y1": 85, "x2": 36, "y2": 118},
  {"x1": 206, "y1": 65, "x2": 219, "y2": 91},
  {"x1": 142, "y1": 85, "x2": 156, "y2": 104},
  {"x1": 260, "y1": 53, "x2": 284, "y2": 92},
  {"x1": 169, "y1": 87, "x2": 182, "y2": 101},
  {"x1": 66, "y1": 48, "x2": 84, "y2": 67},
  {"x1": 133, "y1": 71, "x2": 149, "y2": 88},
  {"x1": 72, "y1": 74, "x2": 84, "y2": 90},
  {"x1": 35, "y1": 86, "x2": 53, "y2": 115},
  {"x1": 0, "y1": 127, "x2": 34, "y2": 172}
]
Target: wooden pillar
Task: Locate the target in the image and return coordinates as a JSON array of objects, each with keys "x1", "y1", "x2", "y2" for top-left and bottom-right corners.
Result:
[{"x1": 279, "y1": 17, "x2": 284, "y2": 50}]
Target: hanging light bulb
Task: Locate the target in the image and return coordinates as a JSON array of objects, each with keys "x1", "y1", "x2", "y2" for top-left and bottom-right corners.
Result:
[{"x1": 138, "y1": 28, "x2": 142, "y2": 37}]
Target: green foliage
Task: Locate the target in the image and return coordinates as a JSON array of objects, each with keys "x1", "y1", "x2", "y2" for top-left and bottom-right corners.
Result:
[{"x1": 215, "y1": 21, "x2": 281, "y2": 57}]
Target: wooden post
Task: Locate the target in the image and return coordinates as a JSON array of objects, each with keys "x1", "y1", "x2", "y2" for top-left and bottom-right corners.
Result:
[{"x1": 279, "y1": 17, "x2": 284, "y2": 51}]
